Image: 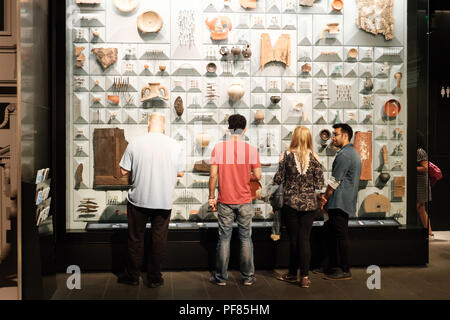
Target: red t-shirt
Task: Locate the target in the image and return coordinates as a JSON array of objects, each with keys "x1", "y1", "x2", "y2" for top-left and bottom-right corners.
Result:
[{"x1": 210, "y1": 140, "x2": 261, "y2": 204}]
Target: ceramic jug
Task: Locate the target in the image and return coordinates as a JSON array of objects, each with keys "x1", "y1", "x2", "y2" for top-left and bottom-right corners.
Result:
[
  {"x1": 141, "y1": 82, "x2": 169, "y2": 102},
  {"x1": 227, "y1": 83, "x2": 245, "y2": 102},
  {"x1": 320, "y1": 23, "x2": 340, "y2": 40}
]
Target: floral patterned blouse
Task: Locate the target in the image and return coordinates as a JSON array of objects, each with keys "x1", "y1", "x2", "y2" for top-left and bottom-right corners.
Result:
[{"x1": 273, "y1": 151, "x2": 324, "y2": 212}]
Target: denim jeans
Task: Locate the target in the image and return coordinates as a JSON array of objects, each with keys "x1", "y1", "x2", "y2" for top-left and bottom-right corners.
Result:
[{"x1": 215, "y1": 202, "x2": 254, "y2": 282}]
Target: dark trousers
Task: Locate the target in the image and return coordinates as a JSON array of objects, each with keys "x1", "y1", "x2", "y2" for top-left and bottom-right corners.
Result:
[
  {"x1": 326, "y1": 209, "x2": 350, "y2": 273},
  {"x1": 283, "y1": 205, "x2": 314, "y2": 277},
  {"x1": 126, "y1": 202, "x2": 171, "y2": 282}
]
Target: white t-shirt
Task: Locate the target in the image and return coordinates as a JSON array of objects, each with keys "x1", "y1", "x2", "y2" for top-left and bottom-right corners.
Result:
[{"x1": 119, "y1": 133, "x2": 184, "y2": 210}]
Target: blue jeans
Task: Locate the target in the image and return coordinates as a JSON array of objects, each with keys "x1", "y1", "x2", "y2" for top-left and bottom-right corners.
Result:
[{"x1": 215, "y1": 202, "x2": 254, "y2": 282}]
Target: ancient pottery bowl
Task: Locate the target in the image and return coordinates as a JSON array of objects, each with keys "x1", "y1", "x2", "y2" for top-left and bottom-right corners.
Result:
[
  {"x1": 113, "y1": 0, "x2": 139, "y2": 13},
  {"x1": 384, "y1": 99, "x2": 401, "y2": 117},
  {"x1": 227, "y1": 83, "x2": 245, "y2": 102},
  {"x1": 270, "y1": 96, "x2": 281, "y2": 104},
  {"x1": 137, "y1": 11, "x2": 163, "y2": 33},
  {"x1": 348, "y1": 48, "x2": 358, "y2": 59},
  {"x1": 331, "y1": 0, "x2": 344, "y2": 11},
  {"x1": 206, "y1": 62, "x2": 217, "y2": 73}
]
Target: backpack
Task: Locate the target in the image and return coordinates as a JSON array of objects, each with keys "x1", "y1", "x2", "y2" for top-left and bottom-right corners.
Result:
[{"x1": 429, "y1": 162, "x2": 443, "y2": 187}]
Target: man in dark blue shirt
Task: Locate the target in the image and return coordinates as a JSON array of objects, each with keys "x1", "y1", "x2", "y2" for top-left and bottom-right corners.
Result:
[{"x1": 320, "y1": 124, "x2": 361, "y2": 280}]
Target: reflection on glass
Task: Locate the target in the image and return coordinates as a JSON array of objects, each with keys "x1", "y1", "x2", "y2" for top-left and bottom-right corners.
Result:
[{"x1": 0, "y1": 0, "x2": 5, "y2": 31}]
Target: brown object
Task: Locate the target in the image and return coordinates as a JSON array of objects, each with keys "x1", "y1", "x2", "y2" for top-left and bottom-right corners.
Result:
[
  {"x1": 227, "y1": 83, "x2": 245, "y2": 102},
  {"x1": 331, "y1": 0, "x2": 344, "y2": 11},
  {"x1": 193, "y1": 160, "x2": 211, "y2": 173},
  {"x1": 320, "y1": 129, "x2": 331, "y2": 142},
  {"x1": 270, "y1": 96, "x2": 281, "y2": 104},
  {"x1": 219, "y1": 46, "x2": 229, "y2": 56},
  {"x1": 348, "y1": 48, "x2": 358, "y2": 59},
  {"x1": 93, "y1": 128, "x2": 129, "y2": 187},
  {"x1": 206, "y1": 62, "x2": 217, "y2": 73},
  {"x1": 137, "y1": 11, "x2": 163, "y2": 33},
  {"x1": 382, "y1": 145, "x2": 388, "y2": 165},
  {"x1": 108, "y1": 95, "x2": 120, "y2": 105},
  {"x1": 75, "y1": 163, "x2": 83, "y2": 184},
  {"x1": 301, "y1": 63, "x2": 311, "y2": 73},
  {"x1": 159, "y1": 65, "x2": 166, "y2": 72},
  {"x1": 260, "y1": 33, "x2": 291, "y2": 71},
  {"x1": 300, "y1": 0, "x2": 315, "y2": 6},
  {"x1": 255, "y1": 110, "x2": 264, "y2": 122},
  {"x1": 91, "y1": 48, "x2": 118, "y2": 70},
  {"x1": 205, "y1": 16, "x2": 232, "y2": 40},
  {"x1": 239, "y1": 0, "x2": 256, "y2": 9},
  {"x1": 394, "y1": 72, "x2": 403, "y2": 89},
  {"x1": 250, "y1": 181, "x2": 262, "y2": 200},
  {"x1": 320, "y1": 23, "x2": 340, "y2": 40},
  {"x1": 393, "y1": 176, "x2": 406, "y2": 198},
  {"x1": 354, "y1": 131, "x2": 372, "y2": 180},
  {"x1": 242, "y1": 44, "x2": 252, "y2": 58},
  {"x1": 231, "y1": 46, "x2": 241, "y2": 56},
  {"x1": 141, "y1": 82, "x2": 169, "y2": 101},
  {"x1": 363, "y1": 193, "x2": 391, "y2": 213},
  {"x1": 384, "y1": 99, "x2": 401, "y2": 117},
  {"x1": 174, "y1": 96, "x2": 184, "y2": 117},
  {"x1": 356, "y1": 0, "x2": 394, "y2": 41},
  {"x1": 196, "y1": 133, "x2": 211, "y2": 148},
  {"x1": 75, "y1": 47, "x2": 86, "y2": 68},
  {"x1": 112, "y1": 0, "x2": 138, "y2": 13}
]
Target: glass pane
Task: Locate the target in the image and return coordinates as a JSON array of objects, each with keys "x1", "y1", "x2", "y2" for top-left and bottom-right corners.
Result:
[{"x1": 0, "y1": 0, "x2": 5, "y2": 31}]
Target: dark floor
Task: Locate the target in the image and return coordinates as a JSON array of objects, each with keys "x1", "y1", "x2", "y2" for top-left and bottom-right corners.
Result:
[{"x1": 50, "y1": 232, "x2": 450, "y2": 300}]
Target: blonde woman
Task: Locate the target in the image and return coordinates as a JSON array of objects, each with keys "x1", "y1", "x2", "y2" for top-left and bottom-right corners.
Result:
[{"x1": 273, "y1": 126, "x2": 324, "y2": 288}]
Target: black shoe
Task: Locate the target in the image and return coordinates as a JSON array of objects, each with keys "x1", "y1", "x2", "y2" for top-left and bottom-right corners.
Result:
[
  {"x1": 148, "y1": 278, "x2": 164, "y2": 288},
  {"x1": 324, "y1": 270, "x2": 352, "y2": 280},
  {"x1": 117, "y1": 273, "x2": 139, "y2": 286}
]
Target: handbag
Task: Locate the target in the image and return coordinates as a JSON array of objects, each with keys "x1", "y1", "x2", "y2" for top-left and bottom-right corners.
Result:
[
  {"x1": 270, "y1": 151, "x2": 287, "y2": 209},
  {"x1": 429, "y1": 162, "x2": 443, "y2": 187}
]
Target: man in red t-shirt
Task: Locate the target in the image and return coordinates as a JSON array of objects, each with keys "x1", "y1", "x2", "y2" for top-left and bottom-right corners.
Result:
[{"x1": 208, "y1": 114, "x2": 261, "y2": 286}]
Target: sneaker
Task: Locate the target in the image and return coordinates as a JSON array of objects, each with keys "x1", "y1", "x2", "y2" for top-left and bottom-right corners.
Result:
[
  {"x1": 148, "y1": 278, "x2": 164, "y2": 288},
  {"x1": 276, "y1": 273, "x2": 298, "y2": 283},
  {"x1": 324, "y1": 270, "x2": 352, "y2": 280},
  {"x1": 300, "y1": 277, "x2": 311, "y2": 288},
  {"x1": 243, "y1": 276, "x2": 256, "y2": 286},
  {"x1": 209, "y1": 276, "x2": 226, "y2": 286},
  {"x1": 117, "y1": 273, "x2": 139, "y2": 286}
]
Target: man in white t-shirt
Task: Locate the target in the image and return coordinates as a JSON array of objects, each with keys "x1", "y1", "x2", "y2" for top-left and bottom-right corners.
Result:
[{"x1": 118, "y1": 113, "x2": 185, "y2": 288}]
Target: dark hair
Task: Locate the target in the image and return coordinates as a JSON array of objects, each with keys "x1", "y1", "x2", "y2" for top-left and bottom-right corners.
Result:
[
  {"x1": 333, "y1": 123, "x2": 353, "y2": 141},
  {"x1": 417, "y1": 130, "x2": 426, "y2": 151},
  {"x1": 228, "y1": 114, "x2": 247, "y2": 133}
]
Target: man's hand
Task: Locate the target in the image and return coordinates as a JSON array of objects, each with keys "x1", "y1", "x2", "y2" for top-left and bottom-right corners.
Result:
[
  {"x1": 320, "y1": 194, "x2": 328, "y2": 212},
  {"x1": 208, "y1": 198, "x2": 217, "y2": 212}
]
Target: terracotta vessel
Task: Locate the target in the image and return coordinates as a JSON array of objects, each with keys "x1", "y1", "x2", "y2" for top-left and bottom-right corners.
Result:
[
  {"x1": 174, "y1": 96, "x2": 184, "y2": 117},
  {"x1": 354, "y1": 131, "x2": 372, "y2": 181},
  {"x1": 206, "y1": 62, "x2": 217, "y2": 73},
  {"x1": 348, "y1": 48, "x2": 358, "y2": 59},
  {"x1": 108, "y1": 95, "x2": 119, "y2": 105},
  {"x1": 394, "y1": 72, "x2": 403, "y2": 89},
  {"x1": 302, "y1": 63, "x2": 311, "y2": 73},
  {"x1": 196, "y1": 132, "x2": 211, "y2": 148},
  {"x1": 242, "y1": 44, "x2": 252, "y2": 58},
  {"x1": 331, "y1": 0, "x2": 344, "y2": 11},
  {"x1": 92, "y1": 29, "x2": 100, "y2": 37},
  {"x1": 113, "y1": 0, "x2": 139, "y2": 13},
  {"x1": 219, "y1": 46, "x2": 229, "y2": 56},
  {"x1": 320, "y1": 23, "x2": 340, "y2": 40},
  {"x1": 205, "y1": 16, "x2": 232, "y2": 40},
  {"x1": 379, "y1": 172, "x2": 391, "y2": 183},
  {"x1": 255, "y1": 110, "x2": 265, "y2": 122},
  {"x1": 320, "y1": 129, "x2": 331, "y2": 142},
  {"x1": 141, "y1": 82, "x2": 169, "y2": 102},
  {"x1": 239, "y1": 0, "x2": 256, "y2": 9},
  {"x1": 137, "y1": 11, "x2": 163, "y2": 33},
  {"x1": 270, "y1": 96, "x2": 281, "y2": 104},
  {"x1": 231, "y1": 46, "x2": 241, "y2": 56},
  {"x1": 384, "y1": 99, "x2": 401, "y2": 117},
  {"x1": 227, "y1": 83, "x2": 245, "y2": 102},
  {"x1": 159, "y1": 65, "x2": 166, "y2": 72}
]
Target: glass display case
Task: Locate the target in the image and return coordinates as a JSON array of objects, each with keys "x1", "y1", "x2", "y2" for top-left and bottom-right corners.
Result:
[{"x1": 64, "y1": 0, "x2": 417, "y2": 231}]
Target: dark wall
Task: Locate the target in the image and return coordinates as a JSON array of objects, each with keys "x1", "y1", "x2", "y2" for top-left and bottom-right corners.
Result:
[{"x1": 428, "y1": 8, "x2": 450, "y2": 230}]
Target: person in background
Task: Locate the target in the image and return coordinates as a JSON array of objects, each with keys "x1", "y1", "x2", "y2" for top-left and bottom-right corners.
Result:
[
  {"x1": 273, "y1": 126, "x2": 324, "y2": 288},
  {"x1": 118, "y1": 113, "x2": 185, "y2": 288},
  {"x1": 416, "y1": 132, "x2": 433, "y2": 238},
  {"x1": 320, "y1": 123, "x2": 361, "y2": 281},
  {"x1": 208, "y1": 114, "x2": 262, "y2": 286}
]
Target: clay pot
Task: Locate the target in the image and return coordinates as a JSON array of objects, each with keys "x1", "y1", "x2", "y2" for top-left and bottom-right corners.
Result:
[
  {"x1": 384, "y1": 99, "x2": 401, "y2": 117},
  {"x1": 206, "y1": 62, "x2": 217, "y2": 73},
  {"x1": 141, "y1": 82, "x2": 169, "y2": 101},
  {"x1": 270, "y1": 96, "x2": 281, "y2": 104},
  {"x1": 92, "y1": 29, "x2": 100, "y2": 37},
  {"x1": 108, "y1": 95, "x2": 119, "y2": 105},
  {"x1": 379, "y1": 172, "x2": 391, "y2": 183},
  {"x1": 227, "y1": 83, "x2": 245, "y2": 102},
  {"x1": 239, "y1": 0, "x2": 256, "y2": 9},
  {"x1": 348, "y1": 48, "x2": 358, "y2": 59},
  {"x1": 255, "y1": 110, "x2": 265, "y2": 122},
  {"x1": 331, "y1": 0, "x2": 344, "y2": 11},
  {"x1": 320, "y1": 129, "x2": 331, "y2": 142},
  {"x1": 219, "y1": 46, "x2": 229, "y2": 57},
  {"x1": 196, "y1": 132, "x2": 211, "y2": 148},
  {"x1": 242, "y1": 44, "x2": 252, "y2": 58},
  {"x1": 320, "y1": 23, "x2": 340, "y2": 40},
  {"x1": 205, "y1": 16, "x2": 232, "y2": 40},
  {"x1": 231, "y1": 46, "x2": 241, "y2": 56},
  {"x1": 159, "y1": 65, "x2": 166, "y2": 72},
  {"x1": 137, "y1": 11, "x2": 163, "y2": 33}
]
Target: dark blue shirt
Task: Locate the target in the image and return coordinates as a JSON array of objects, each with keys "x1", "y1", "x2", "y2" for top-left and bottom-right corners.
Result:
[{"x1": 327, "y1": 144, "x2": 362, "y2": 216}]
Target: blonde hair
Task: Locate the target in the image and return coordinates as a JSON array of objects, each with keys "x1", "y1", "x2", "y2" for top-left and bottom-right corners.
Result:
[{"x1": 288, "y1": 126, "x2": 313, "y2": 171}]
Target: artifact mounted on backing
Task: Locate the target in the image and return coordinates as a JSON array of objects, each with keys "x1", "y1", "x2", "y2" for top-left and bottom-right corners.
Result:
[
  {"x1": 75, "y1": 47, "x2": 86, "y2": 68},
  {"x1": 205, "y1": 16, "x2": 232, "y2": 41},
  {"x1": 91, "y1": 48, "x2": 118, "y2": 70},
  {"x1": 76, "y1": 0, "x2": 102, "y2": 5},
  {"x1": 260, "y1": 33, "x2": 291, "y2": 71},
  {"x1": 300, "y1": 0, "x2": 315, "y2": 6},
  {"x1": 363, "y1": 193, "x2": 391, "y2": 213},
  {"x1": 354, "y1": 131, "x2": 372, "y2": 181},
  {"x1": 93, "y1": 128, "x2": 130, "y2": 188},
  {"x1": 356, "y1": 0, "x2": 394, "y2": 41},
  {"x1": 240, "y1": 0, "x2": 256, "y2": 9}
]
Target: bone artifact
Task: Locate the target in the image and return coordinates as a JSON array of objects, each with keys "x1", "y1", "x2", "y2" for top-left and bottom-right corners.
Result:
[{"x1": 260, "y1": 33, "x2": 291, "y2": 71}]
